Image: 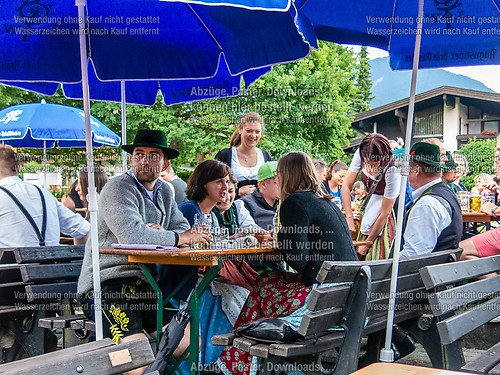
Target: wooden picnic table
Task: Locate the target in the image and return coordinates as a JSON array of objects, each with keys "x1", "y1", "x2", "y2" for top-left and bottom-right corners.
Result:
[
  {"x1": 462, "y1": 211, "x2": 497, "y2": 223},
  {"x1": 350, "y1": 363, "x2": 470, "y2": 375},
  {"x1": 100, "y1": 239, "x2": 369, "y2": 374},
  {"x1": 100, "y1": 245, "x2": 278, "y2": 374}
]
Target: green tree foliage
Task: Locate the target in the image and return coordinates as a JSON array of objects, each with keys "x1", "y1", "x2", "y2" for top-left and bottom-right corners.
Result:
[
  {"x1": 1, "y1": 41, "x2": 369, "y2": 167},
  {"x1": 459, "y1": 138, "x2": 496, "y2": 190},
  {"x1": 169, "y1": 42, "x2": 362, "y2": 163},
  {"x1": 352, "y1": 46, "x2": 373, "y2": 113}
]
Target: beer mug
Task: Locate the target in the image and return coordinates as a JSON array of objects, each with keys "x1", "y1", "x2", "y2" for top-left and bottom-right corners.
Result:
[
  {"x1": 457, "y1": 191, "x2": 470, "y2": 212},
  {"x1": 193, "y1": 213, "x2": 213, "y2": 248},
  {"x1": 470, "y1": 194, "x2": 482, "y2": 212}
]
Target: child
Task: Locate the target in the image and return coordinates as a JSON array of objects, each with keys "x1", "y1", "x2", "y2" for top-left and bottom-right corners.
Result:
[
  {"x1": 471, "y1": 173, "x2": 494, "y2": 196},
  {"x1": 351, "y1": 180, "x2": 366, "y2": 202}
]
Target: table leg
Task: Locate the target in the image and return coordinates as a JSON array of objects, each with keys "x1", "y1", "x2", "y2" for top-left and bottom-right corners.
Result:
[
  {"x1": 139, "y1": 263, "x2": 163, "y2": 351},
  {"x1": 188, "y1": 260, "x2": 222, "y2": 375},
  {"x1": 138, "y1": 260, "x2": 222, "y2": 374}
]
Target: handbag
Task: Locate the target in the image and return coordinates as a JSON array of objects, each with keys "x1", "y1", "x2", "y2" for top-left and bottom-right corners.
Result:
[{"x1": 234, "y1": 318, "x2": 302, "y2": 343}]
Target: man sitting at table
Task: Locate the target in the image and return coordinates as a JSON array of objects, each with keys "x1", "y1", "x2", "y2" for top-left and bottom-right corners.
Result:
[
  {"x1": 77, "y1": 129, "x2": 211, "y2": 374},
  {"x1": 0, "y1": 144, "x2": 90, "y2": 247},
  {"x1": 401, "y1": 142, "x2": 462, "y2": 257}
]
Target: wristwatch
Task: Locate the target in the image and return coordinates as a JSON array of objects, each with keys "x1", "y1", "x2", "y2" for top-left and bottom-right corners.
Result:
[{"x1": 491, "y1": 206, "x2": 497, "y2": 215}]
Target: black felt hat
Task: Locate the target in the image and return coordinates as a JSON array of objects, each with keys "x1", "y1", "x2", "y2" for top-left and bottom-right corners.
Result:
[{"x1": 121, "y1": 129, "x2": 179, "y2": 159}]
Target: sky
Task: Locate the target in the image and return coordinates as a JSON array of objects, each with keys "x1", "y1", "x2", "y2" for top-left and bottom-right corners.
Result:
[{"x1": 353, "y1": 46, "x2": 500, "y2": 93}]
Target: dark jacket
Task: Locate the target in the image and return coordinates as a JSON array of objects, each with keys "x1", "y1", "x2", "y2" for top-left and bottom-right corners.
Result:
[{"x1": 277, "y1": 191, "x2": 357, "y2": 285}]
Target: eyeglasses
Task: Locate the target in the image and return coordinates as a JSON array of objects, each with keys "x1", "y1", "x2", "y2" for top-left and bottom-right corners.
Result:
[{"x1": 131, "y1": 152, "x2": 162, "y2": 162}]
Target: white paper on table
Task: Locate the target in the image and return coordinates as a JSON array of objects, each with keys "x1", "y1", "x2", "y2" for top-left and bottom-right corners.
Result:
[{"x1": 110, "y1": 243, "x2": 178, "y2": 250}]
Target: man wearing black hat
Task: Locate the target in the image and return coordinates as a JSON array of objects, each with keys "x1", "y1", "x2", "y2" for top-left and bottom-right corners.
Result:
[
  {"x1": 78, "y1": 130, "x2": 210, "y2": 362},
  {"x1": 401, "y1": 142, "x2": 462, "y2": 257}
]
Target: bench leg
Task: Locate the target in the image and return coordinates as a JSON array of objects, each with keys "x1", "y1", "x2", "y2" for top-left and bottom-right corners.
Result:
[
  {"x1": 2, "y1": 310, "x2": 57, "y2": 360},
  {"x1": 325, "y1": 266, "x2": 372, "y2": 375},
  {"x1": 400, "y1": 315, "x2": 464, "y2": 370}
]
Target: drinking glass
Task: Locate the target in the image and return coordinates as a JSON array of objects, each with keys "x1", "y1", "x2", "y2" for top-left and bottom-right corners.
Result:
[
  {"x1": 213, "y1": 226, "x2": 229, "y2": 245},
  {"x1": 193, "y1": 213, "x2": 213, "y2": 248},
  {"x1": 470, "y1": 194, "x2": 482, "y2": 212},
  {"x1": 457, "y1": 191, "x2": 470, "y2": 212}
]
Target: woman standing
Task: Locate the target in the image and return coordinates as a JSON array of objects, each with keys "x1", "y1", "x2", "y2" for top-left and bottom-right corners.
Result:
[
  {"x1": 215, "y1": 112, "x2": 271, "y2": 197},
  {"x1": 322, "y1": 160, "x2": 348, "y2": 207},
  {"x1": 341, "y1": 133, "x2": 401, "y2": 260},
  {"x1": 218, "y1": 151, "x2": 356, "y2": 375}
]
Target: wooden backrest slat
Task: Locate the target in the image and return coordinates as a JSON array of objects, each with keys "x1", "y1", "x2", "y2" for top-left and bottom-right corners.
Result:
[
  {"x1": 306, "y1": 285, "x2": 351, "y2": 311},
  {"x1": 420, "y1": 255, "x2": 500, "y2": 289},
  {"x1": 13, "y1": 246, "x2": 85, "y2": 264},
  {"x1": 298, "y1": 307, "x2": 343, "y2": 336},
  {"x1": 25, "y1": 282, "x2": 77, "y2": 302},
  {"x1": 20, "y1": 262, "x2": 82, "y2": 282},
  {"x1": 369, "y1": 272, "x2": 426, "y2": 300},
  {"x1": 309, "y1": 272, "x2": 428, "y2": 315},
  {"x1": 428, "y1": 275, "x2": 500, "y2": 316},
  {"x1": 319, "y1": 249, "x2": 461, "y2": 283},
  {"x1": 317, "y1": 261, "x2": 388, "y2": 283},
  {"x1": 436, "y1": 297, "x2": 500, "y2": 344},
  {"x1": 368, "y1": 286, "x2": 428, "y2": 316},
  {"x1": 461, "y1": 341, "x2": 500, "y2": 373}
]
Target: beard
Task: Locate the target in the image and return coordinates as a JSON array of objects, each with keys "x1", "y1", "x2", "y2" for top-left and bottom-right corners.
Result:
[{"x1": 134, "y1": 166, "x2": 161, "y2": 183}]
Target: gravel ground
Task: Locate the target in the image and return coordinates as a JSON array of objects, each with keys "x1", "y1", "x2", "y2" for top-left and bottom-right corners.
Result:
[{"x1": 397, "y1": 343, "x2": 485, "y2": 368}]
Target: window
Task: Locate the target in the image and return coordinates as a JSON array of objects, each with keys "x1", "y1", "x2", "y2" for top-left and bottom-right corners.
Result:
[{"x1": 413, "y1": 105, "x2": 443, "y2": 139}]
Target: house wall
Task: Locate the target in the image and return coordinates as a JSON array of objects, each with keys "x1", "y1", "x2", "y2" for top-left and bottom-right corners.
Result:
[
  {"x1": 378, "y1": 119, "x2": 402, "y2": 141},
  {"x1": 442, "y1": 97, "x2": 461, "y2": 152},
  {"x1": 459, "y1": 101, "x2": 468, "y2": 136}
]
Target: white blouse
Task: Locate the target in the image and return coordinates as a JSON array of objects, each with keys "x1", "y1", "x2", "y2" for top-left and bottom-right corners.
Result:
[{"x1": 230, "y1": 146, "x2": 265, "y2": 182}]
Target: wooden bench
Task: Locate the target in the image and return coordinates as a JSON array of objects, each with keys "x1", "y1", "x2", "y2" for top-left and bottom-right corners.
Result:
[
  {"x1": 0, "y1": 245, "x2": 86, "y2": 362},
  {"x1": 419, "y1": 254, "x2": 500, "y2": 373},
  {"x1": 212, "y1": 249, "x2": 463, "y2": 374},
  {"x1": 0, "y1": 337, "x2": 157, "y2": 375}
]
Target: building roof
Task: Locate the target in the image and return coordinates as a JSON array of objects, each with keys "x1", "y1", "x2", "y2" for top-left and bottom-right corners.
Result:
[{"x1": 353, "y1": 86, "x2": 500, "y2": 123}]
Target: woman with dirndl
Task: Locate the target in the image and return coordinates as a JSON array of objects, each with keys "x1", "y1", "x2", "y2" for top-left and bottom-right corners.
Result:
[{"x1": 341, "y1": 133, "x2": 401, "y2": 260}]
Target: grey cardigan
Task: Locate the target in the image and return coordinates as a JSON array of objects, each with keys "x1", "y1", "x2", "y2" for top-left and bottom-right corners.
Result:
[{"x1": 77, "y1": 173, "x2": 190, "y2": 294}]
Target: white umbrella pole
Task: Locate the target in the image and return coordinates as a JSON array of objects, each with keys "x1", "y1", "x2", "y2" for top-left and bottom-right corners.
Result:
[
  {"x1": 43, "y1": 140, "x2": 47, "y2": 189},
  {"x1": 77, "y1": 0, "x2": 103, "y2": 341},
  {"x1": 121, "y1": 81, "x2": 127, "y2": 173},
  {"x1": 380, "y1": 0, "x2": 424, "y2": 362}
]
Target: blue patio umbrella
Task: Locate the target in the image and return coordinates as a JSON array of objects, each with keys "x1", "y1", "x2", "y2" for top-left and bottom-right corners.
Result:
[
  {"x1": 1, "y1": 61, "x2": 271, "y2": 106},
  {"x1": 0, "y1": 0, "x2": 313, "y2": 83},
  {"x1": 0, "y1": 100, "x2": 120, "y2": 188},
  {"x1": 0, "y1": 101, "x2": 120, "y2": 148}
]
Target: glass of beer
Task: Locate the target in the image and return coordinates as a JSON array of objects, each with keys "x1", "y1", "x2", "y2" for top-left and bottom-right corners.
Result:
[
  {"x1": 457, "y1": 191, "x2": 470, "y2": 212},
  {"x1": 470, "y1": 194, "x2": 482, "y2": 212}
]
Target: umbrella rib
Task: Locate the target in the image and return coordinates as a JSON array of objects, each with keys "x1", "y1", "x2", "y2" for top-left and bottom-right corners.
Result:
[{"x1": 186, "y1": 4, "x2": 223, "y2": 52}]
